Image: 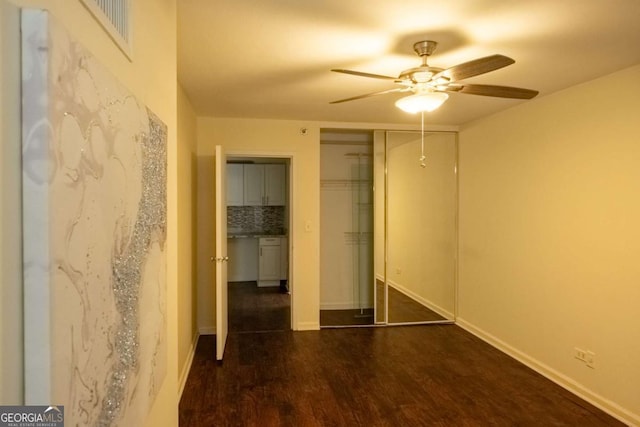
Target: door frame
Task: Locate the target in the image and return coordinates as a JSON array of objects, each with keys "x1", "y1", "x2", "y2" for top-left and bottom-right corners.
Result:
[{"x1": 225, "y1": 150, "x2": 295, "y2": 331}]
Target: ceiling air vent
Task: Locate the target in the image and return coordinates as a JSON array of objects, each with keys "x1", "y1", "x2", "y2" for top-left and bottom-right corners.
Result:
[{"x1": 80, "y1": 0, "x2": 132, "y2": 59}]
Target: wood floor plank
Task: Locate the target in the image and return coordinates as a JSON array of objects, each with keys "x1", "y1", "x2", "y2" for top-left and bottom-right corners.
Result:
[
  {"x1": 180, "y1": 326, "x2": 625, "y2": 426},
  {"x1": 182, "y1": 282, "x2": 623, "y2": 425},
  {"x1": 229, "y1": 281, "x2": 290, "y2": 333}
]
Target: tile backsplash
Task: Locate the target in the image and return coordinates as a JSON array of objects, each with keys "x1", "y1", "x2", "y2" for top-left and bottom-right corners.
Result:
[{"x1": 227, "y1": 206, "x2": 286, "y2": 234}]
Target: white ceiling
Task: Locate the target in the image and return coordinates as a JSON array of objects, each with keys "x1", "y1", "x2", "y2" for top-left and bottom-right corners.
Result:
[{"x1": 177, "y1": 0, "x2": 640, "y2": 126}]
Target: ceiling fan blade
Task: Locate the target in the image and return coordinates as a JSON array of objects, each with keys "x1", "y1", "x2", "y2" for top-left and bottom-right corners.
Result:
[
  {"x1": 330, "y1": 87, "x2": 408, "y2": 104},
  {"x1": 434, "y1": 54, "x2": 515, "y2": 82},
  {"x1": 331, "y1": 69, "x2": 398, "y2": 80},
  {"x1": 449, "y1": 84, "x2": 538, "y2": 99}
]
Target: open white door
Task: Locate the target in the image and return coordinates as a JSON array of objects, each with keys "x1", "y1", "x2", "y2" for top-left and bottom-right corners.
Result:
[{"x1": 215, "y1": 145, "x2": 228, "y2": 360}]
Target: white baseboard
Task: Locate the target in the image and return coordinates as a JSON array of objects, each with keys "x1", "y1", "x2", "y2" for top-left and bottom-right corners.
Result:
[
  {"x1": 295, "y1": 321, "x2": 320, "y2": 331},
  {"x1": 456, "y1": 318, "x2": 639, "y2": 427},
  {"x1": 387, "y1": 280, "x2": 454, "y2": 319},
  {"x1": 257, "y1": 280, "x2": 279, "y2": 287},
  {"x1": 178, "y1": 332, "x2": 199, "y2": 400},
  {"x1": 320, "y1": 302, "x2": 373, "y2": 310},
  {"x1": 198, "y1": 326, "x2": 215, "y2": 335},
  {"x1": 320, "y1": 301, "x2": 354, "y2": 310}
]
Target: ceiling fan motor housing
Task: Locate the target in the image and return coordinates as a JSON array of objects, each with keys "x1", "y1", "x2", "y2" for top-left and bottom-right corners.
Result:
[
  {"x1": 413, "y1": 40, "x2": 438, "y2": 57},
  {"x1": 397, "y1": 40, "x2": 443, "y2": 84}
]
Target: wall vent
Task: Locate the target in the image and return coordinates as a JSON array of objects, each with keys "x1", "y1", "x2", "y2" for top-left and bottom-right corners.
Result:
[{"x1": 80, "y1": 0, "x2": 132, "y2": 59}]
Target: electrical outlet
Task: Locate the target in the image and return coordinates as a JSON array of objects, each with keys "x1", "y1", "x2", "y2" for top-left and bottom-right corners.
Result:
[
  {"x1": 574, "y1": 347, "x2": 596, "y2": 369},
  {"x1": 585, "y1": 351, "x2": 596, "y2": 369}
]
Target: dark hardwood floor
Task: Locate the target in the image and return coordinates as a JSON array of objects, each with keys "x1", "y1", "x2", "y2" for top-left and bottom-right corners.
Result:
[
  {"x1": 387, "y1": 286, "x2": 446, "y2": 323},
  {"x1": 229, "y1": 281, "x2": 290, "y2": 333},
  {"x1": 180, "y1": 325, "x2": 624, "y2": 426},
  {"x1": 319, "y1": 308, "x2": 374, "y2": 326},
  {"x1": 320, "y1": 281, "x2": 446, "y2": 327}
]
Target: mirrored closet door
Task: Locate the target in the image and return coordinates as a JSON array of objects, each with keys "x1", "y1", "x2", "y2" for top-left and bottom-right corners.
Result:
[
  {"x1": 384, "y1": 130, "x2": 457, "y2": 324},
  {"x1": 320, "y1": 129, "x2": 457, "y2": 327}
]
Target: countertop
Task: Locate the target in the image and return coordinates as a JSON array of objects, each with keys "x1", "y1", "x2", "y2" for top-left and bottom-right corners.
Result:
[{"x1": 227, "y1": 232, "x2": 287, "y2": 239}]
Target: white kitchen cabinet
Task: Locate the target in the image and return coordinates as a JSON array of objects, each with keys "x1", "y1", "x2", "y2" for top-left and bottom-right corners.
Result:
[
  {"x1": 226, "y1": 163, "x2": 244, "y2": 206},
  {"x1": 243, "y1": 164, "x2": 286, "y2": 206},
  {"x1": 229, "y1": 236, "x2": 286, "y2": 285},
  {"x1": 243, "y1": 164, "x2": 264, "y2": 206},
  {"x1": 227, "y1": 237, "x2": 258, "y2": 282},
  {"x1": 264, "y1": 164, "x2": 286, "y2": 206},
  {"x1": 258, "y1": 237, "x2": 281, "y2": 286}
]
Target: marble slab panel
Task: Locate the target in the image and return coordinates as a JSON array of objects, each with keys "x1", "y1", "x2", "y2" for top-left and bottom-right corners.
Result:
[{"x1": 21, "y1": 10, "x2": 167, "y2": 426}]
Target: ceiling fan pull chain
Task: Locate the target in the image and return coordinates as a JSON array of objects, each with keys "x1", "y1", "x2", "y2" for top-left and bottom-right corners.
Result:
[{"x1": 420, "y1": 111, "x2": 426, "y2": 168}]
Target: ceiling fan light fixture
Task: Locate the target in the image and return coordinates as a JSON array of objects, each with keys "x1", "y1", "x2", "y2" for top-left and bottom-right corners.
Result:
[{"x1": 395, "y1": 91, "x2": 449, "y2": 113}]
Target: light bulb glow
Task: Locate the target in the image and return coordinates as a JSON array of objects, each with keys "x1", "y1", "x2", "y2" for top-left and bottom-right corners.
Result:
[{"x1": 395, "y1": 91, "x2": 449, "y2": 113}]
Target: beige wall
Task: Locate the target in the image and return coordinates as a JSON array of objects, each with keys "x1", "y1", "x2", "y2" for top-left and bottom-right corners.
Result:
[
  {"x1": 197, "y1": 117, "x2": 321, "y2": 330},
  {"x1": 458, "y1": 64, "x2": 640, "y2": 424},
  {"x1": 177, "y1": 84, "x2": 198, "y2": 393},
  {"x1": 3, "y1": 0, "x2": 179, "y2": 424}
]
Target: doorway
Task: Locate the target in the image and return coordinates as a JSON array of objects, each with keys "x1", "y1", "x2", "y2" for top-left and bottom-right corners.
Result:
[{"x1": 225, "y1": 156, "x2": 292, "y2": 333}]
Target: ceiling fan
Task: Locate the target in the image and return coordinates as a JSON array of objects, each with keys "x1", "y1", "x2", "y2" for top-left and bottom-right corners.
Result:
[{"x1": 330, "y1": 40, "x2": 539, "y2": 110}]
